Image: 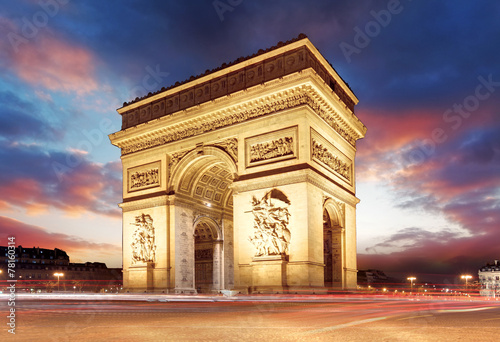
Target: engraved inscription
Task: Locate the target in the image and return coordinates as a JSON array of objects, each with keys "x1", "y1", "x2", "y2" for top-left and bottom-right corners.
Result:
[
  {"x1": 312, "y1": 139, "x2": 351, "y2": 182},
  {"x1": 250, "y1": 137, "x2": 293, "y2": 162}
]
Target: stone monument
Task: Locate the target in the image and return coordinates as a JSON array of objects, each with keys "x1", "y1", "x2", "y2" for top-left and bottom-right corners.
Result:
[{"x1": 109, "y1": 34, "x2": 366, "y2": 293}]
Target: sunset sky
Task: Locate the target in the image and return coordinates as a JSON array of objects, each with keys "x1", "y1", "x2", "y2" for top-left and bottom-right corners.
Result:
[{"x1": 0, "y1": 1, "x2": 498, "y2": 284}]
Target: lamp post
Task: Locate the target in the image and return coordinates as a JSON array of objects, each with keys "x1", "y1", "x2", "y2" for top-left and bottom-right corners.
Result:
[
  {"x1": 54, "y1": 273, "x2": 64, "y2": 292},
  {"x1": 407, "y1": 277, "x2": 416, "y2": 295},
  {"x1": 461, "y1": 275, "x2": 472, "y2": 295}
]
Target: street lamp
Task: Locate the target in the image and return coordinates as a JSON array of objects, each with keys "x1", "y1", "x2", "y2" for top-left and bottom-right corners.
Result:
[
  {"x1": 54, "y1": 273, "x2": 64, "y2": 292},
  {"x1": 461, "y1": 275, "x2": 472, "y2": 295},
  {"x1": 407, "y1": 277, "x2": 416, "y2": 294}
]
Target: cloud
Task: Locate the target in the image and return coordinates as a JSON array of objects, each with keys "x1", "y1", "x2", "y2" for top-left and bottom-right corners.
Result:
[
  {"x1": 392, "y1": 122, "x2": 500, "y2": 219},
  {"x1": 0, "y1": 90, "x2": 62, "y2": 141},
  {"x1": 365, "y1": 227, "x2": 463, "y2": 254},
  {"x1": 0, "y1": 215, "x2": 121, "y2": 263},
  {"x1": 360, "y1": 118, "x2": 500, "y2": 281},
  {"x1": 14, "y1": 36, "x2": 98, "y2": 94},
  {"x1": 359, "y1": 228, "x2": 498, "y2": 284},
  {"x1": 0, "y1": 17, "x2": 98, "y2": 95},
  {"x1": 0, "y1": 141, "x2": 121, "y2": 218},
  {"x1": 34, "y1": 90, "x2": 53, "y2": 103}
]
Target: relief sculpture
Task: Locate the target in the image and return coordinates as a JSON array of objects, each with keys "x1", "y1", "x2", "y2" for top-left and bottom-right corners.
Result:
[
  {"x1": 249, "y1": 189, "x2": 291, "y2": 256},
  {"x1": 250, "y1": 137, "x2": 294, "y2": 162},
  {"x1": 169, "y1": 150, "x2": 191, "y2": 171},
  {"x1": 312, "y1": 139, "x2": 351, "y2": 181},
  {"x1": 214, "y1": 138, "x2": 238, "y2": 162},
  {"x1": 130, "y1": 168, "x2": 159, "y2": 189},
  {"x1": 131, "y1": 213, "x2": 157, "y2": 264}
]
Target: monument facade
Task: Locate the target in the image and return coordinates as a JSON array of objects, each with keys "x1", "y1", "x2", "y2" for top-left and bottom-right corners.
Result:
[{"x1": 109, "y1": 34, "x2": 366, "y2": 293}]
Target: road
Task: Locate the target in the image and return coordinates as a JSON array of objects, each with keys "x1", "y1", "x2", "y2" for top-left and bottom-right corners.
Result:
[{"x1": 2, "y1": 294, "x2": 499, "y2": 341}]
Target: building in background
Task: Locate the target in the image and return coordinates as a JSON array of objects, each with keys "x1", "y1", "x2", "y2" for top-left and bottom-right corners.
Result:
[
  {"x1": 357, "y1": 269, "x2": 389, "y2": 288},
  {"x1": 478, "y1": 260, "x2": 500, "y2": 298},
  {"x1": 0, "y1": 245, "x2": 122, "y2": 292}
]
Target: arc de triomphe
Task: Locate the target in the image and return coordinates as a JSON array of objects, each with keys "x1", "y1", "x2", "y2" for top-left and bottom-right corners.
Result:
[{"x1": 109, "y1": 34, "x2": 366, "y2": 293}]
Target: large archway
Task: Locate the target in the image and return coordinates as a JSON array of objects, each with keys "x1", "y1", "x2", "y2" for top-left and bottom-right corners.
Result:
[{"x1": 170, "y1": 147, "x2": 236, "y2": 293}]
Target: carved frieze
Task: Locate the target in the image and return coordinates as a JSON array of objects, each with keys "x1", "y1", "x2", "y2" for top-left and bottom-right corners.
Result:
[
  {"x1": 250, "y1": 137, "x2": 293, "y2": 163},
  {"x1": 127, "y1": 161, "x2": 161, "y2": 192},
  {"x1": 120, "y1": 91, "x2": 357, "y2": 156},
  {"x1": 131, "y1": 213, "x2": 157, "y2": 264},
  {"x1": 311, "y1": 134, "x2": 352, "y2": 183},
  {"x1": 245, "y1": 126, "x2": 297, "y2": 168},
  {"x1": 248, "y1": 189, "x2": 291, "y2": 256}
]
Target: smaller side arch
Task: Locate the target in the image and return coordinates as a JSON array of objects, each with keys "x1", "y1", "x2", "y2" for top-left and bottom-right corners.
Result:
[
  {"x1": 193, "y1": 215, "x2": 224, "y2": 293},
  {"x1": 322, "y1": 197, "x2": 346, "y2": 289},
  {"x1": 323, "y1": 197, "x2": 345, "y2": 229}
]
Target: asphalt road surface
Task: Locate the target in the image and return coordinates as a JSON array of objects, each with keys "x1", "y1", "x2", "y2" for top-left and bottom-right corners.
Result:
[{"x1": 2, "y1": 294, "x2": 499, "y2": 341}]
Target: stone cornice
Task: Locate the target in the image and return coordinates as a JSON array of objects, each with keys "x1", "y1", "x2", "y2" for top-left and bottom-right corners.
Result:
[
  {"x1": 119, "y1": 192, "x2": 232, "y2": 217},
  {"x1": 110, "y1": 71, "x2": 365, "y2": 155},
  {"x1": 119, "y1": 195, "x2": 169, "y2": 212}
]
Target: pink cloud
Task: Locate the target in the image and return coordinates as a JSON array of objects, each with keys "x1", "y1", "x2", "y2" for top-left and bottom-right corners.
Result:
[
  {"x1": 357, "y1": 108, "x2": 500, "y2": 279},
  {"x1": 1, "y1": 24, "x2": 98, "y2": 95},
  {"x1": 0, "y1": 159, "x2": 121, "y2": 218},
  {"x1": 354, "y1": 107, "x2": 446, "y2": 182},
  {"x1": 16, "y1": 36, "x2": 98, "y2": 94},
  {"x1": 357, "y1": 107, "x2": 442, "y2": 156}
]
